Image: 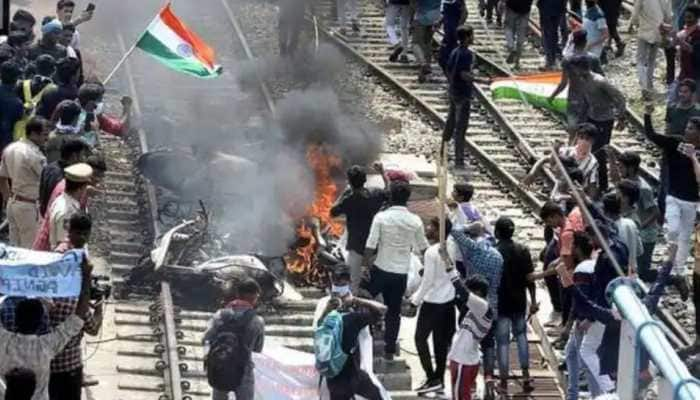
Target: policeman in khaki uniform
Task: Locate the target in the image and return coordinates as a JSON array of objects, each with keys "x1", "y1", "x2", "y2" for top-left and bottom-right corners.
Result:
[
  {"x1": 0, "y1": 116, "x2": 49, "y2": 247},
  {"x1": 48, "y1": 162, "x2": 92, "y2": 250}
]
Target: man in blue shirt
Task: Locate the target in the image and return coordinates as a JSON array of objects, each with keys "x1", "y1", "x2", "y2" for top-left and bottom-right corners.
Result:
[
  {"x1": 537, "y1": 0, "x2": 566, "y2": 70},
  {"x1": 442, "y1": 25, "x2": 490, "y2": 170},
  {"x1": 0, "y1": 61, "x2": 24, "y2": 153}
]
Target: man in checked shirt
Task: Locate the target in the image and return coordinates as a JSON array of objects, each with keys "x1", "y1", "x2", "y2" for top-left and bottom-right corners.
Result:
[
  {"x1": 450, "y1": 220, "x2": 504, "y2": 395},
  {"x1": 47, "y1": 210, "x2": 103, "y2": 400}
]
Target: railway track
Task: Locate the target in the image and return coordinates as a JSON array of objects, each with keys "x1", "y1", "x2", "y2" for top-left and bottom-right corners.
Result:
[
  {"x1": 318, "y1": 1, "x2": 572, "y2": 398},
  {"x1": 317, "y1": 0, "x2": 698, "y2": 394}
]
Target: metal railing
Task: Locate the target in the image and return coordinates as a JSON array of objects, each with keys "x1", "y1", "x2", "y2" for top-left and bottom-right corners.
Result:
[{"x1": 607, "y1": 278, "x2": 700, "y2": 400}]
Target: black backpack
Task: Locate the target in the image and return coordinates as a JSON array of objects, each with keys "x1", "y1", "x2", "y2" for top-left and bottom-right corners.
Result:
[{"x1": 205, "y1": 309, "x2": 256, "y2": 391}]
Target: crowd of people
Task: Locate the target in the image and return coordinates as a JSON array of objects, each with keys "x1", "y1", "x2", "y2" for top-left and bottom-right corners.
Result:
[
  {"x1": 2, "y1": 0, "x2": 700, "y2": 399},
  {"x1": 0, "y1": 1, "x2": 133, "y2": 399},
  {"x1": 305, "y1": 1, "x2": 700, "y2": 400}
]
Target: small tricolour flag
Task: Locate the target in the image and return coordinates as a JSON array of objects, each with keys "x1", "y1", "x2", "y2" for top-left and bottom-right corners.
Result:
[
  {"x1": 136, "y1": 3, "x2": 222, "y2": 78},
  {"x1": 490, "y1": 72, "x2": 566, "y2": 115}
]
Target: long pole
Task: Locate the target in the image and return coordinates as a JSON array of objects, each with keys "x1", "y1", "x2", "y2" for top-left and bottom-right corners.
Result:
[
  {"x1": 438, "y1": 145, "x2": 447, "y2": 246},
  {"x1": 103, "y1": 1, "x2": 170, "y2": 84}
]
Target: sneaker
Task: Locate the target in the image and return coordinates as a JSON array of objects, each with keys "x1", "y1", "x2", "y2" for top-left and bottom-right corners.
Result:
[
  {"x1": 351, "y1": 20, "x2": 360, "y2": 32},
  {"x1": 389, "y1": 46, "x2": 403, "y2": 62},
  {"x1": 383, "y1": 352, "x2": 395, "y2": 361},
  {"x1": 522, "y1": 378, "x2": 535, "y2": 392},
  {"x1": 399, "y1": 54, "x2": 409, "y2": 63},
  {"x1": 415, "y1": 378, "x2": 444, "y2": 394},
  {"x1": 338, "y1": 27, "x2": 347, "y2": 36},
  {"x1": 506, "y1": 51, "x2": 516, "y2": 64}
]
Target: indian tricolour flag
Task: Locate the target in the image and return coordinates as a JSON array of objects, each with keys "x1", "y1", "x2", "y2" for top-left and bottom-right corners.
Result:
[
  {"x1": 136, "y1": 3, "x2": 222, "y2": 78},
  {"x1": 490, "y1": 73, "x2": 566, "y2": 114}
]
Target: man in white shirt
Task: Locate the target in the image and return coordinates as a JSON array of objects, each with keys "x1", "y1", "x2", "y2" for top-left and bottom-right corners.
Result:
[
  {"x1": 363, "y1": 181, "x2": 429, "y2": 360},
  {"x1": 0, "y1": 258, "x2": 93, "y2": 400},
  {"x1": 409, "y1": 217, "x2": 457, "y2": 395},
  {"x1": 629, "y1": 0, "x2": 672, "y2": 96},
  {"x1": 47, "y1": 163, "x2": 91, "y2": 249}
]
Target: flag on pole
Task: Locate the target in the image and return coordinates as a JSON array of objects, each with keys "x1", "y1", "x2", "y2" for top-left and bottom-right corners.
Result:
[
  {"x1": 490, "y1": 72, "x2": 566, "y2": 115},
  {"x1": 136, "y1": 3, "x2": 222, "y2": 78}
]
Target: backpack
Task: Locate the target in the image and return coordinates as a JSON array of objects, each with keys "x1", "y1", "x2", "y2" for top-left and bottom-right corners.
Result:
[
  {"x1": 205, "y1": 309, "x2": 256, "y2": 391},
  {"x1": 314, "y1": 310, "x2": 348, "y2": 379}
]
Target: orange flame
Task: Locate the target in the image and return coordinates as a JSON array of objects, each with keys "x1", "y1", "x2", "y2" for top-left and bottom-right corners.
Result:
[{"x1": 285, "y1": 145, "x2": 344, "y2": 284}]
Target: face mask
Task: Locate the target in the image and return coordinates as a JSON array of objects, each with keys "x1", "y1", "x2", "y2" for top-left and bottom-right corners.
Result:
[{"x1": 331, "y1": 284, "x2": 351, "y2": 298}]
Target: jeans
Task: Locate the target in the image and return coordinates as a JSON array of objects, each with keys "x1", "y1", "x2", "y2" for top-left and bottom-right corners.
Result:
[
  {"x1": 346, "y1": 250, "x2": 363, "y2": 293},
  {"x1": 415, "y1": 301, "x2": 456, "y2": 382},
  {"x1": 337, "y1": 0, "x2": 359, "y2": 27},
  {"x1": 412, "y1": 24, "x2": 434, "y2": 67},
  {"x1": 481, "y1": 325, "x2": 496, "y2": 377},
  {"x1": 599, "y1": 0, "x2": 623, "y2": 46},
  {"x1": 587, "y1": 118, "x2": 614, "y2": 192},
  {"x1": 49, "y1": 368, "x2": 83, "y2": 400},
  {"x1": 504, "y1": 8, "x2": 529, "y2": 57},
  {"x1": 665, "y1": 195, "x2": 698, "y2": 274},
  {"x1": 543, "y1": 236, "x2": 563, "y2": 313},
  {"x1": 580, "y1": 321, "x2": 615, "y2": 393},
  {"x1": 540, "y1": 12, "x2": 562, "y2": 65},
  {"x1": 365, "y1": 265, "x2": 408, "y2": 354},
  {"x1": 385, "y1": 4, "x2": 412, "y2": 49},
  {"x1": 565, "y1": 327, "x2": 600, "y2": 400},
  {"x1": 443, "y1": 95, "x2": 472, "y2": 166},
  {"x1": 638, "y1": 241, "x2": 658, "y2": 283},
  {"x1": 496, "y1": 313, "x2": 529, "y2": 381},
  {"x1": 637, "y1": 40, "x2": 659, "y2": 92}
]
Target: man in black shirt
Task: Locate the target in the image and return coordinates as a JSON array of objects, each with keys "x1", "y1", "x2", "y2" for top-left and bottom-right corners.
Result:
[
  {"x1": 35, "y1": 57, "x2": 80, "y2": 119},
  {"x1": 38, "y1": 137, "x2": 89, "y2": 217},
  {"x1": 0, "y1": 61, "x2": 23, "y2": 152},
  {"x1": 494, "y1": 217, "x2": 537, "y2": 394},
  {"x1": 27, "y1": 19, "x2": 67, "y2": 62},
  {"x1": 315, "y1": 266, "x2": 387, "y2": 400},
  {"x1": 330, "y1": 164, "x2": 387, "y2": 292},
  {"x1": 643, "y1": 103, "x2": 700, "y2": 280}
]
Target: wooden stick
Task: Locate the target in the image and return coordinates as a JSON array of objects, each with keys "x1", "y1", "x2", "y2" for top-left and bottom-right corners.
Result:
[{"x1": 438, "y1": 145, "x2": 447, "y2": 246}]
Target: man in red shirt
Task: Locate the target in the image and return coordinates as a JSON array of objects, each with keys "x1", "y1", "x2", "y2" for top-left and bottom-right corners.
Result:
[{"x1": 671, "y1": 4, "x2": 700, "y2": 102}]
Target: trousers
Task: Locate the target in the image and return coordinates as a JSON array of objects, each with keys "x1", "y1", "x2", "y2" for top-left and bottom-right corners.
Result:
[
  {"x1": 365, "y1": 266, "x2": 407, "y2": 354},
  {"x1": 412, "y1": 24, "x2": 434, "y2": 66},
  {"x1": 443, "y1": 95, "x2": 472, "y2": 166},
  {"x1": 385, "y1": 4, "x2": 411, "y2": 49},
  {"x1": 449, "y1": 361, "x2": 480, "y2": 400},
  {"x1": 7, "y1": 198, "x2": 39, "y2": 248},
  {"x1": 279, "y1": 16, "x2": 302, "y2": 56},
  {"x1": 327, "y1": 369, "x2": 382, "y2": 400},
  {"x1": 637, "y1": 40, "x2": 659, "y2": 92},
  {"x1": 504, "y1": 9, "x2": 529, "y2": 57},
  {"x1": 415, "y1": 301, "x2": 456, "y2": 382},
  {"x1": 495, "y1": 313, "x2": 529, "y2": 381},
  {"x1": 580, "y1": 321, "x2": 615, "y2": 393},
  {"x1": 49, "y1": 368, "x2": 83, "y2": 400},
  {"x1": 664, "y1": 195, "x2": 697, "y2": 274},
  {"x1": 565, "y1": 327, "x2": 601, "y2": 400},
  {"x1": 540, "y1": 12, "x2": 562, "y2": 65},
  {"x1": 346, "y1": 250, "x2": 363, "y2": 293}
]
